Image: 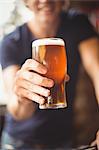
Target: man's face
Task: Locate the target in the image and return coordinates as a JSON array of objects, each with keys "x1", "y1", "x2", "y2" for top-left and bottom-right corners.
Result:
[{"x1": 25, "y1": 0, "x2": 64, "y2": 22}]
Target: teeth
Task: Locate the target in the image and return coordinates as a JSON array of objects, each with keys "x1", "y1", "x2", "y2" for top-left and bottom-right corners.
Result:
[
  {"x1": 38, "y1": 6, "x2": 51, "y2": 10},
  {"x1": 38, "y1": 4, "x2": 53, "y2": 11}
]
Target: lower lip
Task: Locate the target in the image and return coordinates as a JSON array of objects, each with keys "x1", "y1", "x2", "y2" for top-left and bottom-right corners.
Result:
[{"x1": 39, "y1": 7, "x2": 54, "y2": 15}]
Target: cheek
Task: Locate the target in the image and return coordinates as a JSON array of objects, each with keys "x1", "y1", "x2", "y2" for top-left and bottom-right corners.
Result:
[
  {"x1": 55, "y1": 4, "x2": 63, "y2": 13},
  {"x1": 27, "y1": 0, "x2": 38, "y2": 12}
]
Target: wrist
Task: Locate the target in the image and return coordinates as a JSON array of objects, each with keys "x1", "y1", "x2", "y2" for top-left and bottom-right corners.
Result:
[{"x1": 7, "y1": 94, "x2": 37, "y2": 120}]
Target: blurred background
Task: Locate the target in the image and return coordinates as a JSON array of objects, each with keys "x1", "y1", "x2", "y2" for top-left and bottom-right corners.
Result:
[{"x1": 0, "y1": 0, "x2": 99, "y2": 148}]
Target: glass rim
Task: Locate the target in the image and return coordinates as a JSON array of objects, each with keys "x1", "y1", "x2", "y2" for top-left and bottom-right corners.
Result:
[{"x1": 32, "y1": 38, "x2": 65, "y2": 47}]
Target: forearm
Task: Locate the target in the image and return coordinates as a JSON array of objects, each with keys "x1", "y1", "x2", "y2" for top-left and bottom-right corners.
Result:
[
  {"x1": 3, "y1": 65, "x2": 37, "y2": 120},
  {"x1": 92, "y1": 71, "x2": 99, "y2": 104},
  {"x1": 83, "y1": 63, "x2": 99, "y2": 105},
  {"x1": 79, "y1": 37, "x2": 99, "y2": 104},
  {"x1": 3, "y1": 61, "x2": 50, "y2": 120},
  {"x1": 86, "y1": 60, "x2": 99, "y2": 104},
  {"x1": 7, "y1": 94, "x2": 37, "y2": 120}
]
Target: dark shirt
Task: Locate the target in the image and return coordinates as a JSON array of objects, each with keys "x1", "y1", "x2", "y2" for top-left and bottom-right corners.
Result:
[{"x1": 0, "y1": 10, "x2": 98, "y2": 145}]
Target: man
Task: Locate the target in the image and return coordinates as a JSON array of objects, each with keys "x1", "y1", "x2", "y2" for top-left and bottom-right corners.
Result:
[{"x1": 0, "y1": 0, "x2": 99, "y2": 149}]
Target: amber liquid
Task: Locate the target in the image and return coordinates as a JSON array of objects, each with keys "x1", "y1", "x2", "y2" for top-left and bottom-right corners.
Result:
[
  {"x1": 40, "y1": 45, "x2": 67, "y2": 108},
  {"x1": 33, "y1": 44, "x2": 67, "y2": 109}
]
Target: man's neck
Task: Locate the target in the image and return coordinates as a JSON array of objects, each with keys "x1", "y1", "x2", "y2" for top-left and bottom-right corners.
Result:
[{"x1": 27, "y1": 16, "x2": 60, "y2": 38}]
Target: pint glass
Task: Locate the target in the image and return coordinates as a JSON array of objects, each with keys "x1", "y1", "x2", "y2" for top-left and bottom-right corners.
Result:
[{"x1": 32, "y1": 38, "x2": 67, "y2": 109}]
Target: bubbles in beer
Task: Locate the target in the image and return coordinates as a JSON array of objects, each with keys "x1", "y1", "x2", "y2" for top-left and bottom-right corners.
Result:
[{"x1": 32, "y1": 38, "x2": 67, "y2": 109}]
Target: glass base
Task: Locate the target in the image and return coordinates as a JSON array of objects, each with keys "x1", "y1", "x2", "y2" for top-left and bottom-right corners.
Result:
[{"x1": 39, "y1": 103, "x2": 67, "y2": 109}]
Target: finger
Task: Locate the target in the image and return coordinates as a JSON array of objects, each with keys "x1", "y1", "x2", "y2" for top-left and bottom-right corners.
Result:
[
  {"x1": 96, "y1": 131, "x2": 99, "y2": 148},
  {"x1": 22, "y1": 59, "x2": 47, "y2": 74},
  {"x1": 90, "y1": 140, "x2": 97, "y2": 146},
  {"x1": 15, "y1": 87, "x2": 45, "y2": 105},
  {"x1": 21, "y1": 71, "x2": 54, "y2": 88},
  {"x1": 15, "y1": 79, "x2": 50, "y2": 97},
  {"x1": 65, "y1": 74, "x2": 70, "y2": 82}
]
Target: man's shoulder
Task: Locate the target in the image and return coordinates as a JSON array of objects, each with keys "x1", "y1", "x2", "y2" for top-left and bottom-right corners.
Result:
[
  {"x1": 64, "y1": 9, "x2": 87, "y2": 21},
  {"x1": 3, "y1": 24, "x2": 26, "y2": 44},
  {"x1": 67, "y1": 9, "x2": 83, "y2": 17}
]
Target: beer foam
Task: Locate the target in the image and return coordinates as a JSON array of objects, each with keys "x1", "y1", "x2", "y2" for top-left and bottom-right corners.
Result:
[{"x1": 32, "y1": 38, "x2": 65, "y2": 47}]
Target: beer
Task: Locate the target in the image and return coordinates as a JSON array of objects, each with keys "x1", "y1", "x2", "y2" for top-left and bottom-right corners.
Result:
[{"x1": 32, "y1": 38, "x2": 67, "y2": 109}]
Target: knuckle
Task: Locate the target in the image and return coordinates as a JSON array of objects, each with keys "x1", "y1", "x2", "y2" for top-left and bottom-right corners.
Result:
[
  {"x1": 36, "y1": 62, "x2": 40, "y2": 69},
  {"x1": 30, "y1": 73, "x2": 42, "y2": 85},
  {"x1": 29, "y1": 72, "x2": 34, "y2": 81},
  {"x1": 21, "y1": 71, "x2": 29, "y2": 81},
  {"x1": 41, "y1": 77, "x2": 49, "y2": 86},
  {"x1": 25, "y1": 59, "x2": 32, "y2": 65},
  {"x1": 28, "y1": 72, "x2": 37, "y2": 83},
  {"x1": 25, "y1": 90, "x2": 31, "y2": 99},
  {"x1": 40, "y1": 76, "x2": 45, "y2": 84},
  {"x1": 30, "y1": 84, "x2": 36, "y2": 93},
  {"x1": 29, "y1": 82, "x2": 34, "y2": 90},
  {"x1": 41, "y1": 88, "x2": 50, "y2": 97},
  {"x1": 22, "y1": 59, "x2": 33, "y2": 70},
  {"x1": 33, "y1": 60, "x2": 44, "y2": 72},
  {"x1": 36, "y1": 96, "x2": 45, "y2": 105},
  {"x1": 32, "y1": 59, "x2": 38, "y2": 66}
]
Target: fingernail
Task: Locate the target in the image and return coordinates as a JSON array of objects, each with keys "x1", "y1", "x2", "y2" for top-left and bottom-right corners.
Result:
[
  {"x1": 41, "y1": 67, "x2": 47, "y2": 74},
  {"x1": 49, "y1": 79, "x2": 54, "y2": 87},
  {"x1": 44, "y1": 90, "x2": 50, "y2": 97}
]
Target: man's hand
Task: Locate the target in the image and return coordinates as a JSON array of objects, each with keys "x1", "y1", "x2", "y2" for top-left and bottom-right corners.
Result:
[
  {"x1": 14, "y1": 59, "x2": 54, "y2": 105},
  {"x1": 90, "y1": 130, "x2": 99, "y2": 149}
]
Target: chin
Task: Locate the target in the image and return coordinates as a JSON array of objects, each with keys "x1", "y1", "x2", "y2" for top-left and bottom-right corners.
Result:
[
  {"x1": 38, "y1": 13, "x2": 57, "y2": 23},
  {"x1": 41, "y1": 16, "x2": 54, "y2": 23}
]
